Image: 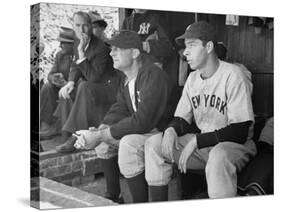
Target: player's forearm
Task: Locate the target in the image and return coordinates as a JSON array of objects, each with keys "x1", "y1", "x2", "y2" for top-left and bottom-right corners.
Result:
[
  {"x1": 167, "y1": 117, "x2": 194, "y2": 136},
  {"x1": 196, "y1": 121, "x2": 252, "y2": 149}
]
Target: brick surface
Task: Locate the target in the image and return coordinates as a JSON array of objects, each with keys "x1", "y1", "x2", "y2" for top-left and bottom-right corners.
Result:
[
  {"x1": 45, "y1": 167, "x2": 59, "y2": 178},
  {"x1": 38, "y1": 148, "x2": 102, "y2": 186},
  {"x1": 72, "y1": 161, "x2": 84, "y2": 172},
  {"x1": 81, "y1": 150, "x2": 97, "y2": 159},
  {"x1": 40, "y1": 158, "x2": 58, "y2": 169},
  {"x1": 72, "y1": 153, "x2": 83, "y2": 161},
  {"x1": 58, "y1": 164, "x2": 72, "y2": 176},
  {"x1": 58, "y1": 155, "x2": 73, "y2": 165},
  {"x1": 53, "y1": 170, "x2": 83, "y2": 184},
  {"x1": 84, "y1": 159, "x2": 102, "y2": 176}
]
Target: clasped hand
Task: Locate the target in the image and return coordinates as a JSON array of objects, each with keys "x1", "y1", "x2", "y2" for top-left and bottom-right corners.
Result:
[{"x1": 73, "y1": 128, "x2": 101, "y2": 150}]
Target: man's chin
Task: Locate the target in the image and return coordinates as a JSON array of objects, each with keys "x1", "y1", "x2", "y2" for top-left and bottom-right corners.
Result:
[{"x1": 113, "y1": 64, "x2": 120, "y2": 70}]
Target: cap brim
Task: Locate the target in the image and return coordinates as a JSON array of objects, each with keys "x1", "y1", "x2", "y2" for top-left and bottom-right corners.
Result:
[
  {"x1": 106, "y1": 39, "x2": 142, "y2": 51},
  {"x1": 175, "y1": 33, "x2": 187, "y2": 47},
  {"x1": 105, "y1": 39, "x2": 121, "y2": 47}
]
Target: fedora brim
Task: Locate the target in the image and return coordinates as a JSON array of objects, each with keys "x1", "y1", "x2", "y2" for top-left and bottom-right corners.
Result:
[
  {"x1": 92, "y1": 20, "x2": 108, "y2": 28},
  {"x1": 57, "y1": 38, "x2": 74, "y2": 43}
]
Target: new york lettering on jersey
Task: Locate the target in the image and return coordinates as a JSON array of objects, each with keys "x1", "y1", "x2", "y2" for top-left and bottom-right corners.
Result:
[{"x1": 191, "y1": 94, "x2": 227, "y2": 115}]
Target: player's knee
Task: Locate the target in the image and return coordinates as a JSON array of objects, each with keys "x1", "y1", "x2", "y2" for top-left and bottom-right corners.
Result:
[
  {"x1": 145, "y1": 133, "x2": 162, "y2": 156},
  {"x1": 119, "y1": 135, "x2": 139, "y2": 154},
  {"x1": 118, "y1": 135, "x2": 139, "y2": 164},
  {"x1": 118, "y1": 135, "x2": 142, "y2": 177},
  {"x1": 206, "y1": 143, "x2": 232, "y2": 172}
]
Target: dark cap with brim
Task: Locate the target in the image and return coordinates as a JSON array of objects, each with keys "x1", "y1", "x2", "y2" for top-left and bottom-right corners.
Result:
[
  {"x1": 93, "y1": 19, "x2": 108, "y2": 28},
  {"x1": 106, "y1": 30, "x2": 143, "y2": 50},
  {"x1": 175, "y1": 21, "x2": 217, "y2": 47},
  {"x1": 57, "y1": 26, "x2": 75, "y2": 43}
]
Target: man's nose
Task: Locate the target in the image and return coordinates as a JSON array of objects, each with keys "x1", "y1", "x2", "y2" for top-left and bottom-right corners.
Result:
[
  {"x1": 183, "y1": 48, "x2": 190, "y2": 57},
  {"x1": 82, "y1": 26, "x2": 87, "y2": 33}
]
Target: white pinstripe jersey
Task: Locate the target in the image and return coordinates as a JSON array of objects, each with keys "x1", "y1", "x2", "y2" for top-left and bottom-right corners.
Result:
[{"x1": 175, "y1": 60, "x2": 254, "y2": 135}]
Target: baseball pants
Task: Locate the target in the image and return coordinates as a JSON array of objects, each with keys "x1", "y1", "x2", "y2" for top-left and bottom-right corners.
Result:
[
  {"x1": 95, "y1": 130, "x2": 159, "y2": 178},
  {"x1": 145, "y1": 133, "x2": 257, "y2": 198}
]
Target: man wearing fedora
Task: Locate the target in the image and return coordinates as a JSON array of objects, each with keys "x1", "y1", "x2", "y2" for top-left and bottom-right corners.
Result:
[
  {"x1": 40, "y1": 27, "x2": 74, "y2": 139},
  {"x1": 73, "y1": 30, "x2": 177, "y2": 203},
  {"x1": 88, "y1": 11, "x2": 108, "y2": 42},
  {"x1": 55, "y1": 11, "x2": 124, "y2": 153}
]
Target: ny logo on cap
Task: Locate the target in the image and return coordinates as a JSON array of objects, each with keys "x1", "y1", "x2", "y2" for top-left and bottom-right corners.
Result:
[{"x1": 138, "y1": 23, "x2": 151, "y2": 35}]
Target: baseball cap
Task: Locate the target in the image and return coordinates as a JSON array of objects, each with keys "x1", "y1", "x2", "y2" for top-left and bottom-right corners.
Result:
[
  {"x1": 175, "y1": 21, "x2": 217, "y2": 47},
  {"x1": 106, "y1": 30, "x2": 143, "y2": 50}
]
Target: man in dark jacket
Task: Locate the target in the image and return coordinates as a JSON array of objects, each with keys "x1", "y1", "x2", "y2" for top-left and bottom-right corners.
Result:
[
  {"x1": 40, "y1": 27, "x2": 74, "y2": 138},
  {"x1": 55, "y1": 11, "x2": 123, "y2": 153},
  {"x1": 73, "y1": 30, "x2": 176, "y2": 203}
]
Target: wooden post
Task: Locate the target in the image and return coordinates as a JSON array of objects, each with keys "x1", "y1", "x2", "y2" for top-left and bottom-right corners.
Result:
[
  {"x1": 118, "y1": 8, "x2": 126, "y2": 30},
  {"x1": 195, "y1": 13, "x2": 198, "y2": 22}
]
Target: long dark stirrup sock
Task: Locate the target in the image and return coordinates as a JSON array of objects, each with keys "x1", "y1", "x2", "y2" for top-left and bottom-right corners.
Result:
[
  {"x1": 149, "y1": 185, "x2": 168, "y2": 202},
  {"x1": 126, "y1": 172, "x2": 148, "y2": 203},
  {"x1": 100, "y1": 156, "x2": 121, "y2": 201}
]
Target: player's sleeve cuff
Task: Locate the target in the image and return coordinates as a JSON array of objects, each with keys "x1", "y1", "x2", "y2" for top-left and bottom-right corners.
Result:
[{"x1": 196, "y1": 132, "x2": 218, "y2": 149}]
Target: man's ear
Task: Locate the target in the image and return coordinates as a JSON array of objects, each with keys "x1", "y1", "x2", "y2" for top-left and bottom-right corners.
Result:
[
  {"x1": 206, "y1": 41, "x2": 215, "y2": 54},
  {"x1": 132, "y1": 48, "x2": 141, "y2": 59}
]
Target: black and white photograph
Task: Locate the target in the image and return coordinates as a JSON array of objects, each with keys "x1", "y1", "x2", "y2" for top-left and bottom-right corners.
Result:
[
  {"x1": 1, "y1": 0, "x2": 277, "y2": 211},
  {"x1": 29, "y1": 1, "x2": 275, "y2": 210}
]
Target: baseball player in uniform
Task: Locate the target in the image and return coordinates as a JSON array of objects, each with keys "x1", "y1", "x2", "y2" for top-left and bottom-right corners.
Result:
[
  {"x1": 73, "y1": 30, "x2": 176, "y2": 203},
  {"x1": 144, "y1": 21, "x2": 257, "y2": 201}
]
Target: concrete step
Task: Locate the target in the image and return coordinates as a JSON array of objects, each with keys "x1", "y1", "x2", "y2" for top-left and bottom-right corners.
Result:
[{"x1": 31, "y1": 177, "x2": 117, "y2": 209}]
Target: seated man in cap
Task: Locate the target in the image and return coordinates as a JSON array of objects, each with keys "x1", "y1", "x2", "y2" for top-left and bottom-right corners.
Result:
[
  {"x1": 144, "y1": 21, "x2": 257, "y2": 201},
  {"x1": 40, "y1": 27, "x2": 74, "y2": 138},
  {"x1": 73, "y1": 30, "x2": 177, "y2": 203},
  {"x1": 55, "y1": 11, "x2": 123, "y2": 153},
  {"x1": 88, "y1": 11, "x2": 108, "y2": 42}
]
